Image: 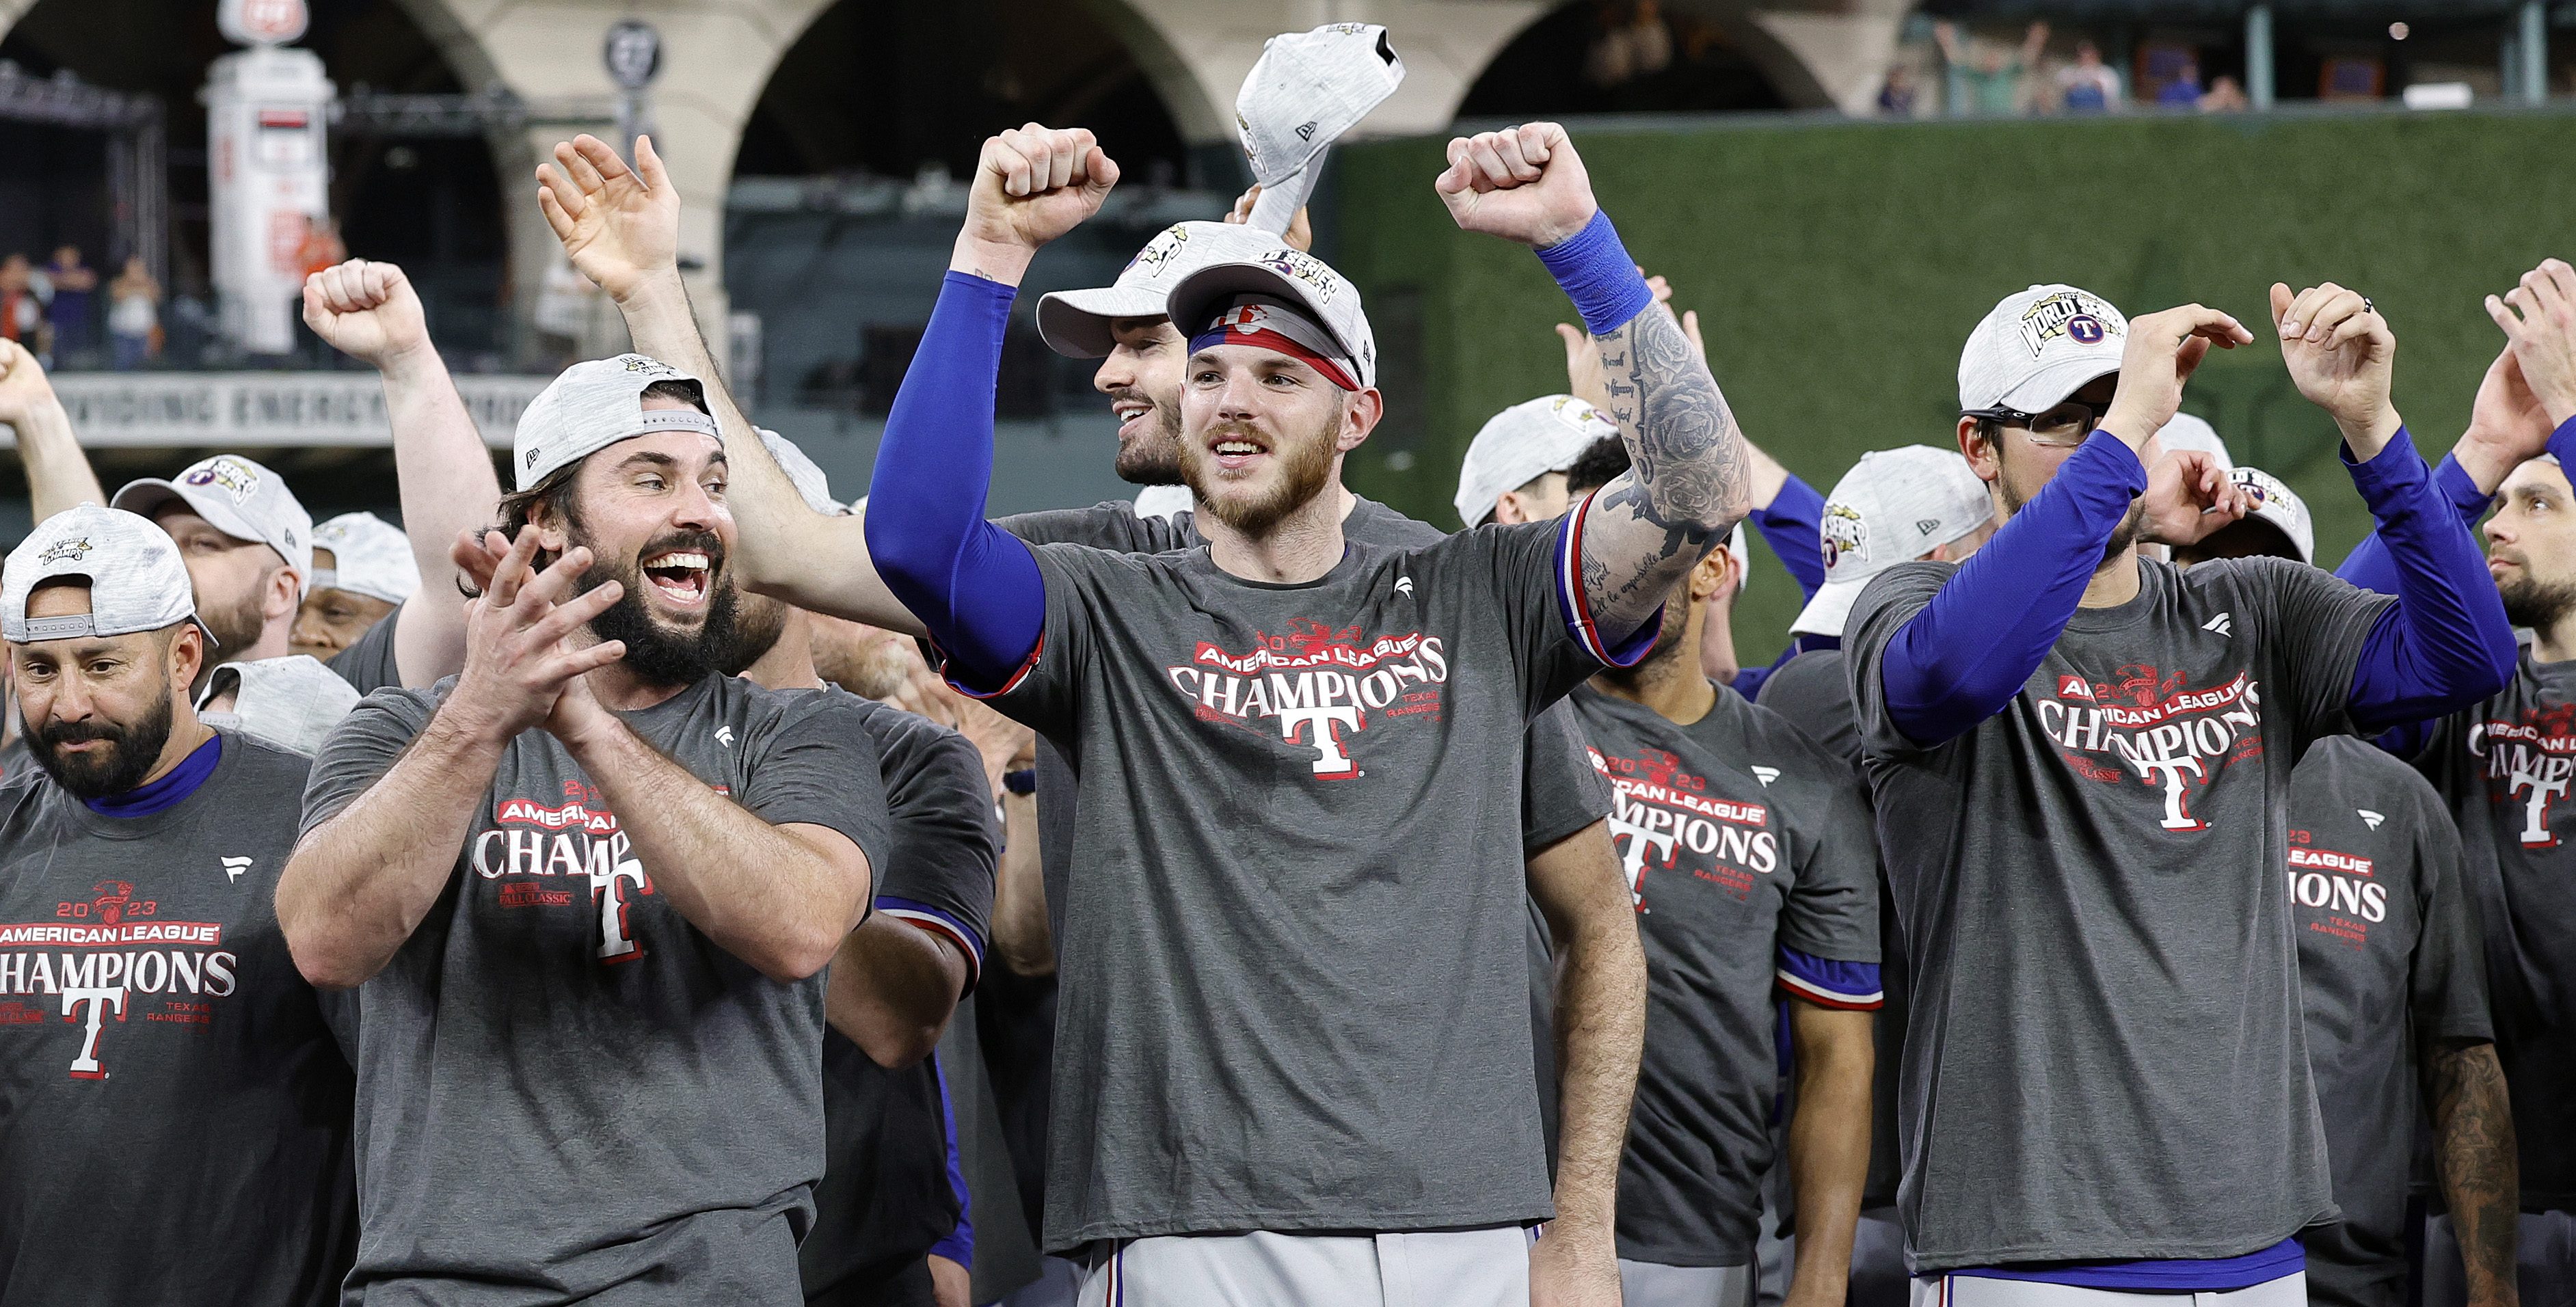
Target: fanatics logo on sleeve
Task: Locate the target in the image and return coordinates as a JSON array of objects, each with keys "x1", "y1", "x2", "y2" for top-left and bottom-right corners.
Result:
[{"x1": 2357, "y1": 809, "x2": 2384, "y2": 831}]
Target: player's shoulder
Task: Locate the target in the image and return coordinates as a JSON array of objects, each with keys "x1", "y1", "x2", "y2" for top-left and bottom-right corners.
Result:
[
  {"x1": 214, "y1": 730, "x2": 319, "y2": 791},
  {"x1": 2299, "y1": 733, "x2": 2445, "y2": 807},
  {"x1": 1731, "y1": 691, "x2": 1857, "y2": 783},
  {"x1": 1343, "y1": 496, "x2": 1445, "y2": 549},
  {"x1": 1759, "y1": 647, "x2": 1845, "y2": 702}
]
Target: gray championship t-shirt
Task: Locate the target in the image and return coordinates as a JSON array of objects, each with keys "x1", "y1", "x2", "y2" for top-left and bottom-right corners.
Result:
[
  {"x1": 2288, "y1": 735, "x2": 2491, "y2": 1307},
  {"x1": 327, "y1": 604, "x2": 405, "y2": 696},
  {"x1": 2409, "y1": 643, "x2": 2576, "y2": 1211},
  {"x1": 982, "y1": 520, "x2": 1622, "y2": 1250},
  {"x1": 1757, "y1": 645, "x2": 1909, "y2": 1211},
  {"x1": 301, "y1": 674, "x2": 894, "y2": 1303},
  {"x1": 804, "y1": 695, "x2": 997, "y2": 1297},
  {"x1": 1570, "y1": 684, "x2": 1878, "y2": 1266},
  {"x1": 1847, "y1": 555, "x2": 2389, "y2": 1268},
  {"x1": 0, "y1": 734, "x2": 355, "y2": 1306}
]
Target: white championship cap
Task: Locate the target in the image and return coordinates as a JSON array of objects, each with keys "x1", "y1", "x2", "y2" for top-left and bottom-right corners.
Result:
[
  {"x1": 513, "y1": 354, "x2": 719, "y2": 492},
  {"x1": 1454, "y1": 394, "x2": 1618, "y2": 526},
  {"x1": 1791, "y1": 446, "x2": 1993, "y2": 638},
  {"x1": 1036, "y1": 221, "x2": 1282, "y2": 360},
  {"x1": 2227, "y1": 466, "x2": 2314, "y2": 564},
  {"x1": 312, "y1": 512, "x2": 420, "y2": 606},
  {"x1": 2156, "y1": 412, "x2": 2233, "y2": 469},
  {"x1": 1235, "y1": 24, "x2": 1404, "y2": 232},
  {"x1": 758, "y1": 428, "x2": 846, "y2": 516},
  {"x1": 1958, "y1": 284, "x2": 2129, "y2": 416},
  {"x1": 4, "y1": 505, "x2": 208, "y2": 645},
  {"x1": 1166, "y1": 247, "x2": 1378, "y2": 390},
  {"x1": 113, "y1": 453, "x2": 314, "y2": 597}
]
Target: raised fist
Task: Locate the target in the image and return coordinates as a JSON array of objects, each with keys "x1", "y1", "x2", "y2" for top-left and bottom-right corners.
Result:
[
  {"x1": 1436, "y1": 122, "x2": 1597, "y2": 249},
  {"x1": 960, "y1": 124, "x2": 1118, "y2": 263},
  {"x1": 302, "y1": 259, "x2": 430, "y2": 369},
  {"x1": 2272, "y1": 280, "x2": 2400, "y2": 455},
  {"x1": 0, "y1": 338, "x2": 59, "y2": 427},
  {"x1": 537, "y1": 133, "x2": 681, "y2": 304}
]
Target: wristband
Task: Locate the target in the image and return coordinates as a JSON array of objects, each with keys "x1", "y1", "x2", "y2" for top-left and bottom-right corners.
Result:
[
  {"x1": 1536, "y1": 210, "x2": 1654, "y2": 336},
  {"x1": 1002, "y1": 768, "x2": 1036, "y2": 796}
]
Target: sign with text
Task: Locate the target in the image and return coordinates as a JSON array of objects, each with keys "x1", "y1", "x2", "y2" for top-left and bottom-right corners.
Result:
[{"x1": 31, "y1": 373, "x2": 546, "y2": 448}]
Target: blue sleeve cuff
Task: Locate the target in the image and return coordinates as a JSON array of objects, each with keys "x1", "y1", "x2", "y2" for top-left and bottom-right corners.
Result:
[
  {"x1": 2547, "y1": 413, "x2": 2576, "y2": 469},
  {"x1": 1752, "y1": 473, "x2": 1829, "y2": 599},
  {"x1": 2432, "y1": 453, "x2": 2495, "y2": 522},
  {"x1": 1535, "y1": 211, "x2": 1655, "y2": 336},
  {"x1": 930, "y1": 1053, "x2": 974, "y2": 1268},
  {"x1": 1556, "y1": 494, "x2": 1663, "y2": 667},
  {"x1": 2342, "y1": 425, "x2": 2431, "y2": 511},
  {"x1": 1777, "y1": 945, "x2": 1883, "y2": 1010}
]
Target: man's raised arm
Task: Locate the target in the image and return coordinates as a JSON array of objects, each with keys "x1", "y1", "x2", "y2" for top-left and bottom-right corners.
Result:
[
  {"x1": 0, "y1": 340, "x2": 106, "y2": 522},
  {"x1": 1440, "y1": 123, "x2": 1749, "y2": 641},
  {"x1": 860, "y1": 125, "x2": 1116, "y2": 690},
  {"x1": 302, "y1": 259, "x2": 498, "y2": 686},
  {"x1": 537, "y1": 133, "x2": 920, "y2": 632}
]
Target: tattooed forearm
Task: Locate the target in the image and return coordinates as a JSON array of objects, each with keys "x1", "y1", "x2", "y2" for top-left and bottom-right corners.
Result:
[
  {"x1": 1578, "y1": 301, "x2": 1752, "y2": 635},
  {"x1": 2428, "y1": 1040, "x2": 2521, "y2": 1306}
]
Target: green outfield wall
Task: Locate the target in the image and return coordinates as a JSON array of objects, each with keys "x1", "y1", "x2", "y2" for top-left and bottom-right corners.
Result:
[{"x1": 1328, "y1": 107, "x2": 2576, "y2": 668}]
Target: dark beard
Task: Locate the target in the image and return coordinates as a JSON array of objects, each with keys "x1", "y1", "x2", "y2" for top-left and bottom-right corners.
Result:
[
  {"x1": 1182, "y1": 412, "x2": 1338, "y2": 535},
  {"x1": 1996, "y1": 450, "x2": 2142, "y2": 569},
  {"x1": 723, "y1": 590, "x2": 790, "y2": 677},
  {"x1": 1113, "y1": 394, "x2": 1185, "y2": 486},
  {"x1": 32, "y1": 685, "x2": 176, "y2": 800},
  {"x1": 198, "y1": 584, "x2": 265, "y2": 668},
  {"x1": 574, "y1": 528, "x2": 738, "y2": 688},
  {"x1": 2501, "y1": 574, "x2": 2576, "y2": 630}
]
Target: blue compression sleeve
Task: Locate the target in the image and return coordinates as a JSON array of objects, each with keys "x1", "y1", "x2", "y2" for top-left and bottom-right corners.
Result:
[
  {"x1": 1752, "y1": 473, "x2": 1828, "y2": 599},
  {"x1": 2339, "y1": 416, "x2": 2576, "y2": 593},
  {"x1": 2335, "y1": 451, "x2": 2493, "y2": 595},
  {"x1": 863, "y1": 272, "x2": 1047, "y2": 691},
  {"x1": 927, "y1": 1052, "x2": 974, "y2": 1269},
  {"x1": 1879, "y1": 432, "x2": 2146, "y2": 746},
  {"x1": 2342, "y1": 432, "x2": 2518, "y2": 733}
]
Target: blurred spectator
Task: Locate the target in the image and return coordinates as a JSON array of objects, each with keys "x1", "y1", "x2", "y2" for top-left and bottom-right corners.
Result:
[
  {"x1": 107, "y1": 256, "x2": 161, "y2": 371},
  {"x1": 2054, "y1": 40, "x2": 2123, "y2": 113},
  {"x1": 1877, "y1": 64, "x2": 1918, "y2": 117},
  {"x1": 2200, "y1": 74, "x2": 2251, "y2": 112},
  {"x1": 1936, "y1": 20, "x2": 2047, "y2": 116},
  {"x1": 2158, "y1": 56, "x2": 2205, "y2": 107},
  {"x1": 297, "y1": 216, "x2": 347, "y2": 280},
  {"x1": 1585, "y1": 0, "x2": 1673, "y2": 90},
  {"x1": 0, "y1": 255, "x2": 40, "y2": 353},
  {"x1": 42, "y1": 246, "x2": 96, "y2": 364}
]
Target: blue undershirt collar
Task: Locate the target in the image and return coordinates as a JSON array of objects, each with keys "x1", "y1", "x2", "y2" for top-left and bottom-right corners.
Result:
[{"x1": 84, "y1": 733, "x2": 224, "y2": 818}]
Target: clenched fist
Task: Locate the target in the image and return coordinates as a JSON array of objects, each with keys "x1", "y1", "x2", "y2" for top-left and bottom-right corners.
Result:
[
  {"x1": 0, "y1": 338, "x2": 59, "y2": 427},
  {"x1": 1436, "y1": 122, "x2": 1597, "y2": 249},
  {"x1": 303, "y1": 259, "x2": 431, "y2": 370},
  {"x1": 954, "y1": 124, "x2": 1119, "y2": 285}
]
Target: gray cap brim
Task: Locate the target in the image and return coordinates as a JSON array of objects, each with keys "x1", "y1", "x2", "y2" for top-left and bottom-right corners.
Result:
[
  {"x1": 111, "y1": 479, "x2": 270, "y2": 555},
  {"x1": 1036, "y1": 286, "x2": 1172, "y2": 360},
  {"x1": 1788, "y1": 576, "x2": 1866, "y2": 638}
]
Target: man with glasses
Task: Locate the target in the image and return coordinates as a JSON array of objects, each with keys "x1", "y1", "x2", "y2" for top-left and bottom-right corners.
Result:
[{"x1": 1845, "y1": 282, "x2": 2515, "y2": 1303}]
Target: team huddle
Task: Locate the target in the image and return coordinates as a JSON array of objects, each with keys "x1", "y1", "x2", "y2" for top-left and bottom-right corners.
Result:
[{"x1": 1, "y1": 49, "x2": 2573, "y2": 1307}]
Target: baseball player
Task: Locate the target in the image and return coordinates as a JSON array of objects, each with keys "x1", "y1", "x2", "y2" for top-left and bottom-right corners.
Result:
[
  {"x1": 293, "y1": 511, "x2": 422, "y2": 665},
  {"x1": 1847, "y1": 280, "x2": 2513, "y2": 1302},
  {"x1": 277, "y1": 357, "x2": 891, "y2": 1302},
  {"x1": 2169, "y1": 472, "x2": 2514, "y2": 1307},
  {"x1": 671, "y1": 113, "x2": 1741, "y2": 1302},
  {"x1": 0, "y1": 507, "x2": 355, "y2": 1304},
  {"x1": 1563, "y1": 522, "x2": 1882, "y2": 1307},
  {"x1": 2333, "y1": 258, "x2": 2576, "y2": 1304}
]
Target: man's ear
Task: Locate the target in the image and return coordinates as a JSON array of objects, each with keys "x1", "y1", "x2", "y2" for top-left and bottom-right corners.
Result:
[
  {"x1": 1336, "y1": 388, "x2": 1384, "y2": 453},
  {"x1": 170, "y1": 623, "x2": 205, "y2": 688},
  {"x1": 264, "y1": 566, "x2": 303, "y2": 624},
  {"x1": 1958, "y1": 416, "x2": 2001, "y2": 484},
  {"x1": 1689, "y1": 543, "x2": 1733, "y2": 602}
]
